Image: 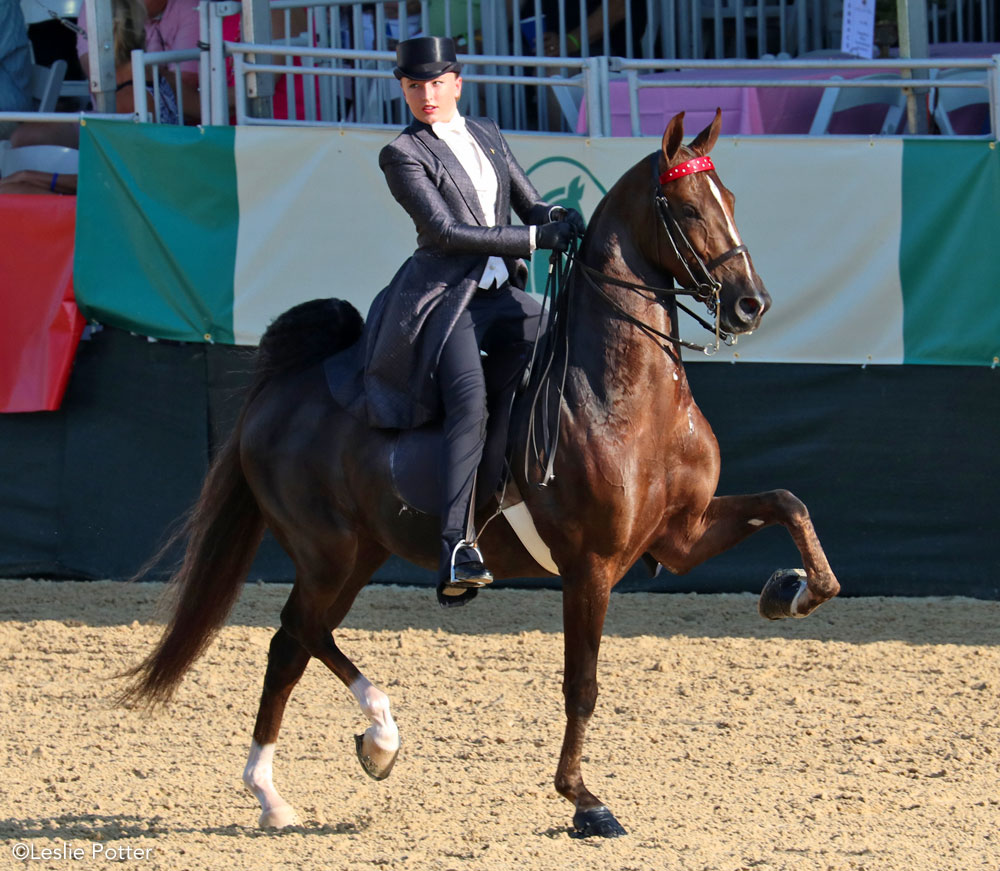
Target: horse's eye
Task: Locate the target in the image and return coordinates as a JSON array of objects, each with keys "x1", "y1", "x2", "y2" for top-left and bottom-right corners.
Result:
[{"x1": 681, "y1": 204, "x2": 700, "y2": 220}]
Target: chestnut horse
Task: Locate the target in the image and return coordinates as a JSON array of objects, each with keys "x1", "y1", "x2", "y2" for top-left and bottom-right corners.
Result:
[{"x1": 123, "y1": 111, "x2": 839, "y2": 838}]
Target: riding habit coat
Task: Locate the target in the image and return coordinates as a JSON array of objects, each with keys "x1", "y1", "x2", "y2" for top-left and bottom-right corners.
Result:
[{"x1": 352, "y1": 116, "x2": 554, "y2": 431}]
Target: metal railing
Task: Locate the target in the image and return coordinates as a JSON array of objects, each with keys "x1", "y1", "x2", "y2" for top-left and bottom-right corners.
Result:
[
  {"x1": 928, "y1": 0, "x2": 997, "y2": 44},
  {"x1": 225, "y1": 43, "x2": 605, "y2": 135},
  {"x1": 0, "y1": 111, "x2": 132, "y2": 125},
  {"x1": 614, "y1": 55, "x2": 1000, "y2": 138},
  {"x1": 119, "y1": 1, "x2": 998, "y2": 139},
  {"x1": 129, "y1": 48, "x2": 198, "y2": 124}
]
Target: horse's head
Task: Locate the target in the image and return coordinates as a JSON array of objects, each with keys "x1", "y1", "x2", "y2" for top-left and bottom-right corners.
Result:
[{"x1": 655, "y1": 110, "x2": 771, "y2": 336}]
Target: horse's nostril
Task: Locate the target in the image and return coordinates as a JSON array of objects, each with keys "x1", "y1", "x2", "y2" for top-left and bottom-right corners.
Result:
[{"x1": 738, "y1": 297, "x2": 761, "y2": 319}]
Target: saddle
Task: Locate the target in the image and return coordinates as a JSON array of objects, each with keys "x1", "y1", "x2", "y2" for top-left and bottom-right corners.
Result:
[{"x1": 322, "y1": 342, "x2": 526, "y2": 518}]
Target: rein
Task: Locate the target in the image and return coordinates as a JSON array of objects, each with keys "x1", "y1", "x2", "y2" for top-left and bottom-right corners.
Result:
[
  {"x1": 574, "y1": 152, "x2": 747, "y2": 356},
  {"x1": 523, "y1": 244, "x2": 575, "y2": 488},
  {"x1": 523, "y1": 150, "x2": 748, "y2": 486}
]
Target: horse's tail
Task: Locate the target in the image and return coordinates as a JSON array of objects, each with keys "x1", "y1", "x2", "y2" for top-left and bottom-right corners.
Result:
[
  {"x1": 118, "y1": 420, "x2": 264, "y2": 708},
  {"x1": 120, "y1": 298, "x2": 364, "y2": 708}
]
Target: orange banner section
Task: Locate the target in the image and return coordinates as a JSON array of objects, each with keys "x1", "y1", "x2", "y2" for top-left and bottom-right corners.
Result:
[{"x1": 0, "y1": 195, "x2": 84, "y2": 412}]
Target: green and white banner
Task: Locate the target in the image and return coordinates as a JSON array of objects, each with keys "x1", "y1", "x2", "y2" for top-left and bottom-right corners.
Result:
[{"x1": 75, "y1": 120, "x2": 1000, "y2": 366}]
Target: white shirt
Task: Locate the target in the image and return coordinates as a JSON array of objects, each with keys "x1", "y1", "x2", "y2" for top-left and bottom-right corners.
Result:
[{"x1": 432, "y1": 113, "x2": 537, "y2": 289}]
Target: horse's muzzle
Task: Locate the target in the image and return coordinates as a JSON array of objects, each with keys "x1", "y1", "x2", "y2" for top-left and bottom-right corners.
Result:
[{"x1": 724, "y1": 284, "x2": 771, "y2": 334}]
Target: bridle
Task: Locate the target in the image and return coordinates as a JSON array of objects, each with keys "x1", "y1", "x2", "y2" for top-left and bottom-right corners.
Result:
[
  {"x1": 575, "y1": 151, "x2": 749, "y2": 356},
  {"x1": 523, "y1": 150, "x2": 752, "y2": 486}
]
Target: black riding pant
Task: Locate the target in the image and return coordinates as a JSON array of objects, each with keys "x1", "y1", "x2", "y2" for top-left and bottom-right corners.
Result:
[{"x1": 437, "y1": 283, "x2": 543, "y2": 570}]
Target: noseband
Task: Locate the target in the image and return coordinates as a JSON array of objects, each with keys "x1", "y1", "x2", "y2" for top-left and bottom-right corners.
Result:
[{"x1": 576, "y1": 151, "x2": 749, "y2": 355}]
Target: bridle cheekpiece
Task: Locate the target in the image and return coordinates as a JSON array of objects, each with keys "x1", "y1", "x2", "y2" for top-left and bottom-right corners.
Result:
[{"x1": 571, "y1": 150, "x2": 751, "y2": 357}]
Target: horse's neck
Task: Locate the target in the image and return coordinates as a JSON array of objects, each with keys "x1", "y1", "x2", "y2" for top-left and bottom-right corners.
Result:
[{"x1": 566, "y1": 184, "x2": 684, "y2": 409}]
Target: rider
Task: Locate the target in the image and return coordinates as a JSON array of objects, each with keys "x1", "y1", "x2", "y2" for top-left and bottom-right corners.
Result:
[{"x1": 364, "y1": 36, "x2": 585, "y2": 598}]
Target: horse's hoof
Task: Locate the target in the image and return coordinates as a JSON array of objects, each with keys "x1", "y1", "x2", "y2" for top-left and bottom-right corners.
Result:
[
  {"x1": 570, "y1": 805, "x2": 627, "y2": 839},
  {"x1": 758, "y1": 568, "x2": 808, "y2": 620},
  {"x1": 258, "y1": 803, "x2": 298, "y2": 829},
  {"x1": 436, "y1": 583, "x2": 479, "y2": 608},
  {"x1": 355, "y1": 732, "x2": 399, "y2": 781}
]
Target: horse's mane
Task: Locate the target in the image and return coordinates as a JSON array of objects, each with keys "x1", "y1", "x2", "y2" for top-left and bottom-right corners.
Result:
[
  {"x1": 586, "y1": 150, "x2": 664, "y2": 238},
  {"x1": 256, "y1": 298, "x2": 364, "y2": 381}
]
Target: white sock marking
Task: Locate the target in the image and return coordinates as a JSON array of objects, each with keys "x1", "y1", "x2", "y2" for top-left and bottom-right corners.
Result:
[
  {"x1": 350, "y1": 676, "x2": 400, "y2": 753},
  {"x1": 243, "y1": 741, "x2": 292, "y2": 818},
  {"x1": 788, "y1": 569, "x2": 808, "y2": 618}
]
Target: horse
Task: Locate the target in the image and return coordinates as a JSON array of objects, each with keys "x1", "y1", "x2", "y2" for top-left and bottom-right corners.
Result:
[{"x1": 122, "y1": 109, "x2": 839, "y2": 839}]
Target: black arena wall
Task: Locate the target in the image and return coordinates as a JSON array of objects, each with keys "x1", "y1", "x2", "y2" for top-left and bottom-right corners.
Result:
[{"x1": 0, "y1": 327, "x2": 996, "y2": 598}]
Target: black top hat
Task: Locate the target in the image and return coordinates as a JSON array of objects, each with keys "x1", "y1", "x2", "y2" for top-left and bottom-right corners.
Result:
[{"x1": 393, "y1": 36, "x2": 462, "y2": 81}]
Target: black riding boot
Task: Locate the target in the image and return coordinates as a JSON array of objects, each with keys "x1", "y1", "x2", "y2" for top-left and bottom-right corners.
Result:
[{"x1": 437, "y1": 315, "x2": 494, "y2": 604}]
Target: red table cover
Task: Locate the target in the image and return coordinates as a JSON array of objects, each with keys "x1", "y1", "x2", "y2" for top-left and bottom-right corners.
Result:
[{"x1": 0, "y1": 194, "x2": 84, "y2": 412}]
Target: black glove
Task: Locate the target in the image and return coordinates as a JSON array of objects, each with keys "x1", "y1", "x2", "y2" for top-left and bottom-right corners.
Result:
[
  {"x1": 536, "y1": 221, "x2": 574, "y2": 252},
  {"x1": 548, "y1": 206, "x2": 586, "y2": 237}
]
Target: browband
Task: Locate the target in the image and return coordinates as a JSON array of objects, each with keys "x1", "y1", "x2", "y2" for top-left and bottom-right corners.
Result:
[{"x1": 659, "y1": 156, "x2": 715, "y2": 185}]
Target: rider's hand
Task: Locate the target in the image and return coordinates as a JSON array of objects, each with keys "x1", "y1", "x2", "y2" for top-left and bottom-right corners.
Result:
[
  {"x1": 536, "y1": 221, "x2": 573, "y2": 252},
  {"x1": 548, "y1": 206, "x2": 586, "y2": 237}
]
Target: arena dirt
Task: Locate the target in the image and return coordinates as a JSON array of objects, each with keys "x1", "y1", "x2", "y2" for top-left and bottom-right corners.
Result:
[{"x1": 1, "y1": 579, "x2": 998, "y2": 871}]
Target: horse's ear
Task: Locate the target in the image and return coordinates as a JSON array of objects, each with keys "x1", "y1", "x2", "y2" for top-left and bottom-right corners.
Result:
[
  {"x1": 661, "y1": 113, "x2": 685, "y2": 165},
  {"x1": 689, "y1": 108, "x2": 722, "y2": 155}
]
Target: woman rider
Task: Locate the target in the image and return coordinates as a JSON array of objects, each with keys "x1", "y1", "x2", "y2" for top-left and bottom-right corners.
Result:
[{"x1": 361, "y1": 36, "x2": 585, "y2": 603}]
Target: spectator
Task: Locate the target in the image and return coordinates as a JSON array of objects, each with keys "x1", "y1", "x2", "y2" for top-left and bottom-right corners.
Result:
[
  {"x1": 0, "y1": 0, "x2": 33, "y2": 139},
  {"x1": 426, "y1": 0, "x2": 481, "y2": 51},
  {"x1": 9, "y1": 0, "x2": 179, "y2": 152},
  {"x1": 78, "y1": 0, "x2": 200, "y2": 121},
  {"x1": 104, "y1": 0, "x2": 181, "y2": 122},
  {"x1": 0, "y1": 168, "x2": 77, "y2": 195},
  {"x1": 534, "y1": 0, "x2": 646, "y2": 58}
]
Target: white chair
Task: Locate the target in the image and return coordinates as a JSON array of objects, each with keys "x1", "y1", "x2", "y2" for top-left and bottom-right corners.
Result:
[
  {"x1": 31, "y1": 59, "x2": 68, "y2": 113},
  {"x1": 930, "y1": 68, "x2": 991, "y2": 135},
  {"x1": 0, "y1": 144, "x2": 79, "y2": 176},
  {"x1": 809, "y1": 74, "x2": 907, "y2": 135},
  {"x1": 20, "y1": 0, "x2": 83, "y2": 25}
]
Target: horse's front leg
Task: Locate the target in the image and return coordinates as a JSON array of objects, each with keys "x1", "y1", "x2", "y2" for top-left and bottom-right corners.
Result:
[
  {"x1": 556, "y1": 569, "x2": 627, "y2": 838},
  {"x1": 651, "y1": 490, "x2": 840, "y2": 619}
]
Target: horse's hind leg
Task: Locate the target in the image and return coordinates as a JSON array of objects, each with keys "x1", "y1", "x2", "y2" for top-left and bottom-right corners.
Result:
[
  {"x1": 243, "y1": 628, "x2": 310, "y2": 828},
  {"x1": 652, "y1": 490, "x2": 839, "y2": 619},
  {"x1": 243, "y1": 537, "x2": 393, "y2": 829}
]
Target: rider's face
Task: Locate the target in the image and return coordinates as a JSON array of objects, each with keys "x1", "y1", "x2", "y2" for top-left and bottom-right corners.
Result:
[{"x1": 400, "y1": 73, "x2": 462, "y2": 125}]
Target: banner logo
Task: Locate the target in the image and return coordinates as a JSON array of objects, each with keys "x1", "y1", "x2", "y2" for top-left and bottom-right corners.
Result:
[{"x1": 526, "y1": 157, "x2": 607, "y2": 295}]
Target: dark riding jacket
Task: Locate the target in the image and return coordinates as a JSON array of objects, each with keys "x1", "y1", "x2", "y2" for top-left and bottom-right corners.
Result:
[{"x1": 357, "y1": 117, "x2": 553, "y2": 430}]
